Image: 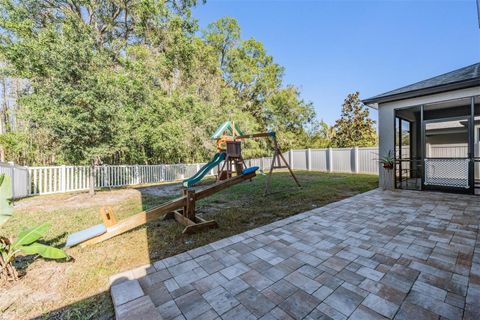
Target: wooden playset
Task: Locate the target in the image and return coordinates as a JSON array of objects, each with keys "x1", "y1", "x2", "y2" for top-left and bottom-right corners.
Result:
[
  {"x1": 209, "y1": 121, "x2": 301, "y2": 194},
  {"x1": 217, "y1": 141, "x2": 248, "y2": 180},
  {"x1": 65, "y1": 121, "x2": 299, "y2": 248}
]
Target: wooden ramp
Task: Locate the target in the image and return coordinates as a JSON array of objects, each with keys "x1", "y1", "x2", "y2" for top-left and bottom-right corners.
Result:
[{"x1": 66, "y1": 169, "x2": 258, "y2": 248}]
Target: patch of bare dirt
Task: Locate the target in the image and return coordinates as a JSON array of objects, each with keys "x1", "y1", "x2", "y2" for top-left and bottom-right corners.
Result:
[
  {"x1": 0, "y1": 260, "x2": 67, "y2": 318},
  {"x1": 12, "y1": 181, "x2": 188, "y2": 213},
  {"x1": 13, "y1": 189, "x2": 141, "y2": 212},
  {"x1": 137, "y1": 182, "x2": 184, "y2": 197}
]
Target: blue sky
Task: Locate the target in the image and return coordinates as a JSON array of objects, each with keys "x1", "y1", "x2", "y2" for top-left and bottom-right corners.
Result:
[{"x1": 192, "y1": 0, "x2": 480, "y2": 125}]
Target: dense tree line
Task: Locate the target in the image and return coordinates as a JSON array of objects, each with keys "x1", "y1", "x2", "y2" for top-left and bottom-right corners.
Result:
[{"x1": 0, "y1": 0, "x2": 375, "y2": 167}]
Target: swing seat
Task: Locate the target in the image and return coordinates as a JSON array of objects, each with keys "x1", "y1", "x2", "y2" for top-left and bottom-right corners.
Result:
[
  {"x1": 242, "y1": 166, "x2": 259, "y2": 175},
  {"x1": 65, "y1": 224, "x2": 107, "y2": 248}
]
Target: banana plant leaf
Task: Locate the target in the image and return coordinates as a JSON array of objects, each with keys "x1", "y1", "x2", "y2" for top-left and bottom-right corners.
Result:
[
  {"x1": 12, "y1": 223, "x2": 50, "y2": 249},
  {"x1": 19, "y1": 243, "x2": 68, "y2": 259}
]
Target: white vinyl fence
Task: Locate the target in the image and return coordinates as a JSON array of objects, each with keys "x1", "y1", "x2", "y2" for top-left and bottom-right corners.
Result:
[
  {"x1": 3, "y1": 143, "x2": 479, "y2": 199},
  {"x1": 1, "y1": 148, "x2": 381, "y2": 199},
  {"x1": 0, "y1": 162, "x2": 29, "y2": 199},
  {"x1": 427, "y1": 143, "x2": 468, "y2": 158},
  {"x1": 27, "y1": 164, "x2": 209, "y2": 196},
  {"x1": 287, "y1": 147, "x2": 379, "y2": 175}
]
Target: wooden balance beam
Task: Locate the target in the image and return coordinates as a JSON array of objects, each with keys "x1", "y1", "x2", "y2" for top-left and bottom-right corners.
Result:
[{"x1": 70, "y1": 169, "x2": 257, "y2": 248}]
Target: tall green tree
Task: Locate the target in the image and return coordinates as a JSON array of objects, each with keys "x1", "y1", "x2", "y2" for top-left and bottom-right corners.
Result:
[
  {"x1": 202, "y1": 18, "x2": 315, "y2": 150},
  {"x1": 0, "y1": 0, "x2": 202, "y2": 194},
  {"x1": 0, "y1": 5, "x2": 318, "y2": 194},
  {"x1": 331, "y1": 92, "x2": 376, "y2": 147},
  {"x1": 204, "y1": 17, "x2": 240, "y2": 70},
  {"x1": 307, "y1": 120, "x2": 335, "y2": 148}
]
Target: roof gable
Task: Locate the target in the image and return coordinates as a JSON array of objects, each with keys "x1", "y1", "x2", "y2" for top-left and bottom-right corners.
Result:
[{"x1": 363, "y1": 63, "x2": 480, "y2": 105}]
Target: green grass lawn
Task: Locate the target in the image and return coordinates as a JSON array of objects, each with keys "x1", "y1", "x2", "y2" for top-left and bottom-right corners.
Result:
[{"x1": 0, "y1": 171, "x2": 377, "y2": 320}]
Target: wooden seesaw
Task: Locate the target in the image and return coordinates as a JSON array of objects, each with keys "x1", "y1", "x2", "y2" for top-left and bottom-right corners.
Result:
[{"x1": 65, "y1": 166, "x2": 258, "y2": 248}]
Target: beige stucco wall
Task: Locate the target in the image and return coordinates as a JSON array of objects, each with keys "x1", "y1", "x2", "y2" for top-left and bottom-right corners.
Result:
[{"x1": 376, "y1": 86, "x2": 480, "y2": 189}]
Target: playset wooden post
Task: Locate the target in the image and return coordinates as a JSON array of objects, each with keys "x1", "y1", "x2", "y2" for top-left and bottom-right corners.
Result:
[
  {"x1": 167, "y1": 187, "x2": 218, "y2": 234},
  {"x1": 183, "y1": 189, "x2": 196, "y2": 221},
  {"x1": 234, "y1": 132, "x2": 301, "y2": 195},
  {"x1": 264, "y1": 136, "x2": 301, "y2": 195}
]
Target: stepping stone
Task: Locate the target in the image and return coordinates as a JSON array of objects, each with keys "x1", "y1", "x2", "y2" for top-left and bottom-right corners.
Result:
[
  {"x1": 111, "y1": 279, "x2": 144, "y2": 306},
  {"x1": 115, "y1": 295, "x2": 162, "y2": 320}
]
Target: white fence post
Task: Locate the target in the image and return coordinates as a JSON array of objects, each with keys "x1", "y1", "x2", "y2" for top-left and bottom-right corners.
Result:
[
  {"x1": 27, "y1": 166, "x2": 31, "y2": 195},
  {"x1": 327, "y1": 148, "x2": 333, "y2": 172},
  {"x1": 61, "y1": 165, "x2": 66, "y2": 192},
  {"x1": 289, "y1": 150, "x2": 294, "y2": 169},
  {"x1": 135, "y1": 165, "x2": 140, "y2": 184},
  {"x1": 354, "y1": 147, "x2": 359, "y2": 174},
  {"x1": 307, "y1": 148, "x2": 312, "y2": 171},
  {"x1": 8, "y1": 162, "x2": 15, "y2": 200}
]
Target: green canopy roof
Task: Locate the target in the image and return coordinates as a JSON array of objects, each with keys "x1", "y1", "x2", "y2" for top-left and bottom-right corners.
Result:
[{"x1": 211, "y1": 121, "x2": 244, "y2": 139}]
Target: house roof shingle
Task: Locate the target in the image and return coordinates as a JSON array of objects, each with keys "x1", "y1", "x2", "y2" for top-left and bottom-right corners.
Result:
[{"x1": 363, "y1": 62, "x2": 480, "y2": 106}]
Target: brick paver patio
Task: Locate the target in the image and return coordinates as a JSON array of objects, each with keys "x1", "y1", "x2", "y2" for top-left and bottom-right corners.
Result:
[{"x1": 109, "y1": 189, "x2": 480, "y2": 319}]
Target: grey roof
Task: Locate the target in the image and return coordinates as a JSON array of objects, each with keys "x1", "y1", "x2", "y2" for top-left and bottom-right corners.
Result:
[{"x1": 363, "y1": 62, "x2": 480, "y2": 105}]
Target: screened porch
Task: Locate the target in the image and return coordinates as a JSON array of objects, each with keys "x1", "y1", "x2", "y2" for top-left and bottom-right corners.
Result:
[{"x1": 394, "y1": 96, "x2": 480, "y2": 194}]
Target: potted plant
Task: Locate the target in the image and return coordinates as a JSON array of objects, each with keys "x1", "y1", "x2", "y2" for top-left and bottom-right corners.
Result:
[{"x1": 379, "y1": 151, "x2": 395, "y2": 170}]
